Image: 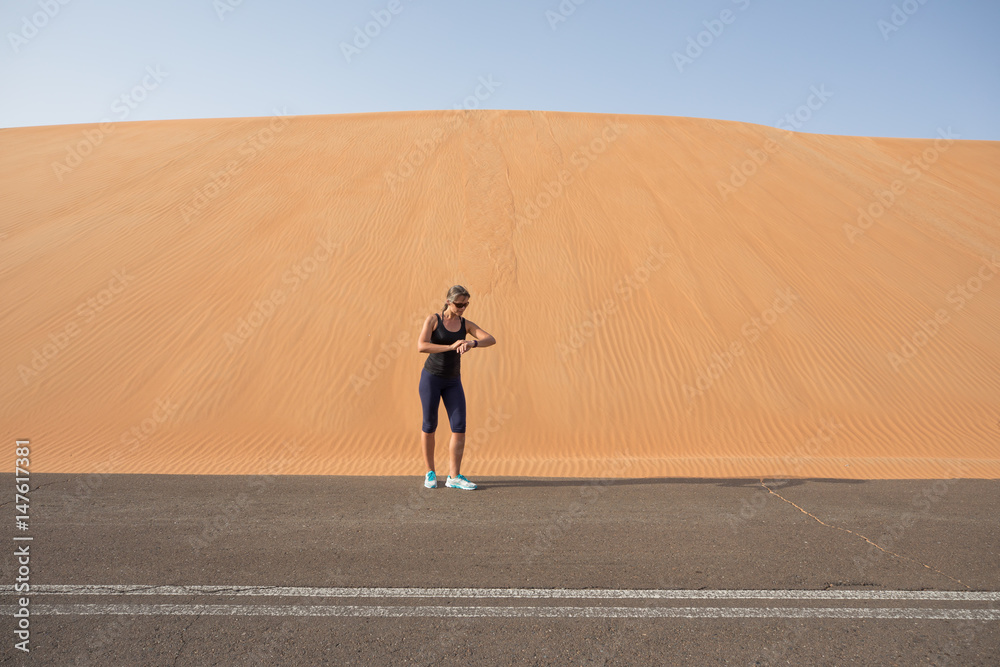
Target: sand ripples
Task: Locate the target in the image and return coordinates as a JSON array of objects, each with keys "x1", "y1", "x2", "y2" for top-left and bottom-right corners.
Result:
[{"x1": 2, "y1": 111, "x2": 998, "y2": 478}]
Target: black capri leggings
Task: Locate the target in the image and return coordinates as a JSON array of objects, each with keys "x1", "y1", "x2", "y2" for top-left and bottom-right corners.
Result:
[{"x1": 418, "y1": 368, "x2": 466, "y2": 433}]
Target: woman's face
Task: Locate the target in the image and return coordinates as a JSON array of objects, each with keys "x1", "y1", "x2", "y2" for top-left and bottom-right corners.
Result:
[{"x1": 449, "y1": 296, "x2": 470, "y2": 315}]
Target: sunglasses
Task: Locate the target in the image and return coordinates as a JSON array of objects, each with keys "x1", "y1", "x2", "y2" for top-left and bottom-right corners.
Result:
[{"x1": 452, "y1": 301, "x2": 469, "y2": 308}]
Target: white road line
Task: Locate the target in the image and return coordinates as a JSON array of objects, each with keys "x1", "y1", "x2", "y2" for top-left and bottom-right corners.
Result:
[
  {"x1": 31, "y1": 585, "x2": 1000, "y2": 601},
  {"x1": 21, "y1": 604, "x2": 1000, "y2": 620}
]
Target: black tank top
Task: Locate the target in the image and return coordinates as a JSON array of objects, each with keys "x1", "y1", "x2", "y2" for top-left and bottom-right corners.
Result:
[{"x1": 423, "y1": 313, "x2": 465, "y2": 378}]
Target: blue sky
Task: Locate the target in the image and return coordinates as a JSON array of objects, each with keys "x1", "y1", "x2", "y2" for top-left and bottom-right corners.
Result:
[{"x1": 2, "y1": 0, "x2": 998, "y2": 140}]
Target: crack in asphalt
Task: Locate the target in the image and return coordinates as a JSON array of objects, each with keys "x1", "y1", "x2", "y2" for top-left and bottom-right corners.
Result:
[
  {"x1": 759, "y1": 479, "x2": 970, "y2": 590},
  {"x1": 171, "y1": 613, "x2": 202, "y2": 666},
  {"x1": 0, "y1": 477, "x2": 73, "y2": 508}
]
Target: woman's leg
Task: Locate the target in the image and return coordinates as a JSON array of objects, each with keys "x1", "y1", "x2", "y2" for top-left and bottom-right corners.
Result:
[
  {"x1": 418, "y1": 370, "x2": 441, "y2": 471},
  {"x1": 422, "y1": 432, "x2": 435, "y2": 472},
  {"x1": 440, "y1": 377, "x2": 467, "y2": 477},
  {"x1": 449, "y1": 432, "x2": 467, "y2": 478}
]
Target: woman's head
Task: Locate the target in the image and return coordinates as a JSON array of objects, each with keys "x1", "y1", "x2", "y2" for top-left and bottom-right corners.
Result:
[{"x1": 442, "y1": 285, "x2": 471, "y2": 317}]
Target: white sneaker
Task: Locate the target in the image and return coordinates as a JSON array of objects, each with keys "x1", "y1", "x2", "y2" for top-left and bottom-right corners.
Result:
[
  {"x1": 424, "y1": 471, "x2": 437, "y2": 489},
  {"x1": 446, "y1": 474, "x2": 477, "y2": 490}
]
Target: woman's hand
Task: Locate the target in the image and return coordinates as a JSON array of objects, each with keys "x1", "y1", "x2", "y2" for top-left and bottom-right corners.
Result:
[{"x1": 452, "y1": 340, "x2": 474, "y2": 356}]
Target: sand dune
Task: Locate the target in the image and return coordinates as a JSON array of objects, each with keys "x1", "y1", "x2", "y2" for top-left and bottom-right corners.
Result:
[{"x1": 2, "y1": 110, "x2": 999, "y2": 479}]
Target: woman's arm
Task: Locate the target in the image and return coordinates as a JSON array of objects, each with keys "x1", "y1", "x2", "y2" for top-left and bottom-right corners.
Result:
[{"x1": 465, "y1": 320, "x2": 496, "y2": 348}]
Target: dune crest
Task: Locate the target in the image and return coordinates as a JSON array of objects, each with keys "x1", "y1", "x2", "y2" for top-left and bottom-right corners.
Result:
[{"x1": 2, "y1": 110, "x2": 999, "y2": 478}]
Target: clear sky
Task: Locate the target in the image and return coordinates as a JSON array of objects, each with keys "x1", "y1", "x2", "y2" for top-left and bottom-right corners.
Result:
[{"x1": 2, "y1": 0, "x2": 998, "y2": 140}]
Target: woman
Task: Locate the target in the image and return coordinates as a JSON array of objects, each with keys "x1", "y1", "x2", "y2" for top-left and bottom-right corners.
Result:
[{"x1": 416, "y1": 285, "x2": 496, "y2": 490}]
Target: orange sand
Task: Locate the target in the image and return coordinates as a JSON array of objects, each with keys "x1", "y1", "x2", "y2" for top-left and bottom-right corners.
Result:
[{"x1": 2, "y1": 110, "x2": 998, "y2": 478}]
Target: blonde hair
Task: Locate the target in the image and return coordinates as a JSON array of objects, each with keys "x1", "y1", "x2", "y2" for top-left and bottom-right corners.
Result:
[{"x1": 442, "y1": 285, "x2": 470, "y2": 316}]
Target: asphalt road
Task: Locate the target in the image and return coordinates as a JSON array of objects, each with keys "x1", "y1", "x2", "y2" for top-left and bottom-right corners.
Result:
[{"x1": 2, "y1": 473, "x2": 998, "y2": 665}]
